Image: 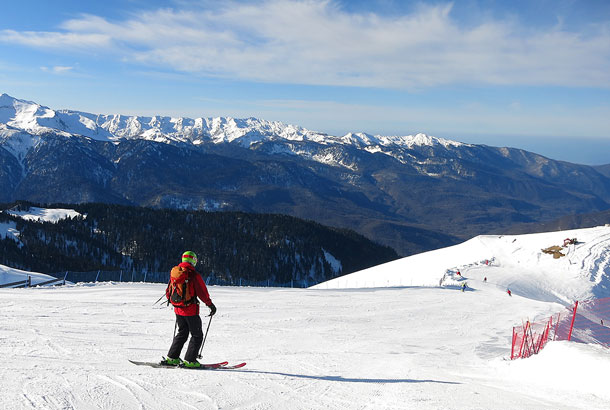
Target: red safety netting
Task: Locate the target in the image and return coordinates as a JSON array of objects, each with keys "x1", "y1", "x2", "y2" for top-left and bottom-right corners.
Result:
[
  {"x1": 511, "y1": 296, "x2": 610, "y2": 359},
  {"x1": 561, "y1": 298, "x2": 610, "y2": 347},
  {"x1": 511, "y1": 314, "x2": 561, "y2": 359}
]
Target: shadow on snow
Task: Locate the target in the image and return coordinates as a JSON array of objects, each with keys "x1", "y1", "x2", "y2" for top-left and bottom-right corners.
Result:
[{"x1": 233, "y1": 369, "x2": 460, "y2": 385}]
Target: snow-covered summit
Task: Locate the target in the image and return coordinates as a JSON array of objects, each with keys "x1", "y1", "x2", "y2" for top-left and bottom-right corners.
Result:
[
  {"x1": 341, "y1": 132, "x2": 466, "y2": 149},
  {"x1": 0, "y1": 93, "x2": 465, "y2": 151},
  {"x1": 0, "y1": 93, "x2": 53, "y2": 131}
]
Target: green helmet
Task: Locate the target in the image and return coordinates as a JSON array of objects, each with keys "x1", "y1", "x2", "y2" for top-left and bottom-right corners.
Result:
[{"x1": 182, "y1": 251, "x2": 198, "y2": 266}]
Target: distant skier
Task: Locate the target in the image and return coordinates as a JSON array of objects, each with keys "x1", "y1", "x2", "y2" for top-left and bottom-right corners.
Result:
[
  {"x1": 461, "y1": 282, "x2": 467, "y2": 292},
  {"x1": 163, "y1": 251, "x2": 217, "y2": 368},
  {"x1": 507, "y1": 289, "x2": 512, "y2": 297},
  {"x1": 484, "y1": 277, "x2": 487, "y2": 283},
  {"x1": 456, "y1": 270, "x2": 461, "y2": 277}
]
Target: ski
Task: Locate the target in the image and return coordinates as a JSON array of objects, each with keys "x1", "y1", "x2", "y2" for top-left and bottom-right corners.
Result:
[
  {"x1": 216, "y1": 362, "x2": 246, "y2": 370},
  {"x1": 129, "y1": 360, "x2": 228, "y2": 370},
  {"x1": 178, "y1": 361, "x2": 246, "y2": 370}
]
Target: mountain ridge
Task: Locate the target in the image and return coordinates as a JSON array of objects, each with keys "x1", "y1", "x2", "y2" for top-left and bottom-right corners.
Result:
[
  {"x1": 0, "y1": 93, "x2": 468, "y2": 154},
  {"x1": 2, "y1": 93, "x2": 610, "y2": 256}
]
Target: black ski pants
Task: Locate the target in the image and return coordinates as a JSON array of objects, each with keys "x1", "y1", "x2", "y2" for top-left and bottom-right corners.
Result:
[{"x1": 167, "y1": 314, "x2": 203, "y2": 362}]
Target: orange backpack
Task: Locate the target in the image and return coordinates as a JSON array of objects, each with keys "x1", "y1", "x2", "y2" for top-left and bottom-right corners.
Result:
[{"x1": 166, "y1": 266, "x2": 197, "y2": 307}]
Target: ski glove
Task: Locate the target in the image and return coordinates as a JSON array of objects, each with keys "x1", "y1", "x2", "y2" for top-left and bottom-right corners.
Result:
[{"x1": 208, "y1": 303, "x2": 217, "y2": 316}]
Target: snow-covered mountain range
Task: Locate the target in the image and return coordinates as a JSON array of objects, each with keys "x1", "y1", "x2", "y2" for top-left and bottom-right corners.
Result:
[
  {"x1": 1, "y1": 92, "x2": 475, "y2": 180},
  {"x1": 0, "y1": 93, "x2": 464, "y2": 151},
  {"x1": 2, "y1": 93, "x2": 610, "y2": 256}
]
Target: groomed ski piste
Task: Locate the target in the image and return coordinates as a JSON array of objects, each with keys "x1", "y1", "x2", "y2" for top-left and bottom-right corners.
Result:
[{"x1": 2, "y1": 225, "x2": 610, "y2": 409}]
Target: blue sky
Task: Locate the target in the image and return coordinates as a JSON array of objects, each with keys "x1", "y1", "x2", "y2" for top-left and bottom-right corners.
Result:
[{"x1": 1, "y1": 0, "x2": 609, "y2": 164}]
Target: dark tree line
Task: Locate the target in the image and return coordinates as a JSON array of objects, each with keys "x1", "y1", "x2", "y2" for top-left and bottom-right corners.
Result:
[{"x1": 0, "y1": 201, "x2": 398, "y2": 285}]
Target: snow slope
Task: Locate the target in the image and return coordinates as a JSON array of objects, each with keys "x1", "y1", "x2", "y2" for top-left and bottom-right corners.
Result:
[
  {"x1": 0, "y1": 264, "x2": 61, "y2": 286},
  {"x1": 1, "y1": 226, "x2": 610, "y2": 409},
  {"x1": 1, "y1": 206, "x2": 85, "y2": 247},
  {"x1": 0, "y1": 220, "x2": 20, "y2": 243},
  {"x1": 6, "y1": 206, "x2": 83, "y2": 223},
  {"x1": 314, "y1": 226, "x2": 610, "y2": 304}
]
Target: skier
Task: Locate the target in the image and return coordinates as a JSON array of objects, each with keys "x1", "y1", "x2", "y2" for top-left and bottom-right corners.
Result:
[
  {"x1": 163, "y1": 251, "x2": 217, "y2": 368},
  {"x1": 507, "y1": 289, "x2": 512, "y2": 297},
  {"x1": 461, "y1": 282, "x2": 467, "y2": 292},
  {"x1": 484, "y1": 277, "x2": 487, "y2": 283}
]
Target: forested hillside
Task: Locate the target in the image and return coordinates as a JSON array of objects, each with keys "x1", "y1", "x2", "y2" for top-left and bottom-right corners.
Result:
[{"x1": 0, "y1": 202, "x2": 398, "y2": 285}]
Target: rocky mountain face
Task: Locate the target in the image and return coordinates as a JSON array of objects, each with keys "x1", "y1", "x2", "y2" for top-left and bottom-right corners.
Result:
[
  {"x1": 2, "y1": 93, "x2": 610, "y2": 255},
  {"x1": 594, "y1": 164, "x2": 610, "y2": 179}
]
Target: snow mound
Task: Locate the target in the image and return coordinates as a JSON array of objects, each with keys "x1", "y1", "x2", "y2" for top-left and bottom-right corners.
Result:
[{"x1": 500, "y1": 341, "x2": 610, "y2": 403}]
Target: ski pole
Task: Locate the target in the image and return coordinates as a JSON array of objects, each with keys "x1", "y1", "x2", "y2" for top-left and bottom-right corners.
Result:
[
  {"x1": 198, "y1": 315, "x2": 213, "y2": 359},
  {"x1": 153, "y1": 293, "x2": 166, "y2": 305}
]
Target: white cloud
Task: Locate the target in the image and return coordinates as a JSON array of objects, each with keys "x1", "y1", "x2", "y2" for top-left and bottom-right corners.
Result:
[
  {"x1": 40, "y1": 66, "x2": 75, "y2": 74},
  {"x1": 1, "y1": 29, "x2": 111, "y2": 49},
  {"x1": 1, "y1": 0, "x2": 609, "y2": 89},
  {"x1": 53, "y1": 66, "x2": 74, "y2": 73}
]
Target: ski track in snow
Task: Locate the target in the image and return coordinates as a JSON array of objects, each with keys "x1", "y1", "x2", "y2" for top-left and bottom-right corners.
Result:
[{"x1": 578, "y1": 232, "x2": 610, "y2": 286}]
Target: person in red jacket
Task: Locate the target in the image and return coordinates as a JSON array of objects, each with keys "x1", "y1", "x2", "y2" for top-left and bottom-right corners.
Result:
[{"x1": 163, "y1": 251, "x2": 216, "y2": 368}]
